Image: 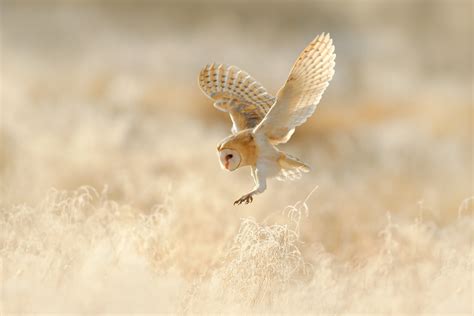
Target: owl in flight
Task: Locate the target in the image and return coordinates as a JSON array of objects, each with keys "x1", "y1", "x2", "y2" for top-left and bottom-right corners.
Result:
[{"x1": 198, "y1": 33, "x2": 336, "y2": 205}]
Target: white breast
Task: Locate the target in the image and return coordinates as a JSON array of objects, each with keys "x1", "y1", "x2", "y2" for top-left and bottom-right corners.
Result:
[{"x1": 254, "y1": 132, "x2": 281, "y2": 178}]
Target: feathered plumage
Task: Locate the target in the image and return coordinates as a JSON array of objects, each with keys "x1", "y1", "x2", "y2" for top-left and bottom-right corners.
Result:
[
  {"x1": 199, "y1": 33, "x2": 336, "y2": 205},
  {"x1": 199, "y1": 64, "x2": 274, "y2": 133}
]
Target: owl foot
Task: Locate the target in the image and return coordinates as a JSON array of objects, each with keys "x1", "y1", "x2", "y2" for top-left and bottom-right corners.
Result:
[{"x1": 234, "y1": 193, "x2": 254, "y2": 205}]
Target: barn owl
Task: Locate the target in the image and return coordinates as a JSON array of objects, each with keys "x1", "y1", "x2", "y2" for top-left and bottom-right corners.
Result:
[{"x1": 198, "y1": 33, "x2": 336, "y2": 205}]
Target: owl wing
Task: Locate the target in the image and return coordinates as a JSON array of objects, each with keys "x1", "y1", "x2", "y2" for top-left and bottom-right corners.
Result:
[
  {"x1": 254, "y1": 33, "x2": 336, "y2": 143},
  {"x1": 198, "y1": 64, "x2": 275, "y2": 133}
]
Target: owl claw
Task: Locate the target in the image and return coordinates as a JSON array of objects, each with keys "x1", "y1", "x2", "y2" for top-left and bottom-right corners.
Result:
[{"x1": 234, "y1": 193, "x2": 254, "y2": 205}]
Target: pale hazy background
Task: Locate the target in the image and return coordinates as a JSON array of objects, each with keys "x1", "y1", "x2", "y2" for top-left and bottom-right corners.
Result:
[{"x1": 1, "y1": 0, "x2": 472, "y2": 314}]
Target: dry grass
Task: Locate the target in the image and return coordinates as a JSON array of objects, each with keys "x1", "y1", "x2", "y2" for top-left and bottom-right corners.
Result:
[{"x1": 1, "y1": 186, "x2": 472, "y2": 314}]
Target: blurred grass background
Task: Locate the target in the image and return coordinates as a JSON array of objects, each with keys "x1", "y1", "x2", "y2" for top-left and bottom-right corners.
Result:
[{"x1": 0, "y1": 0, "x2": 473, "y2": 313}]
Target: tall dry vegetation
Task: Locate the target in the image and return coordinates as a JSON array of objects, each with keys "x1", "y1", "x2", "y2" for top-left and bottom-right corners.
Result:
[
  {"x1": 2, "y1": 186, "x2": 472, "y2": 313},
  {"x1": 1, "y1": 1, "x2": 473, "y2": 314}
]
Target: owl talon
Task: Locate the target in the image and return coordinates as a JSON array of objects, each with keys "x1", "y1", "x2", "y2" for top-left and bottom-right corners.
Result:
[{"x1": 234, "y1": 194, "x2": 254, "y2": 205}]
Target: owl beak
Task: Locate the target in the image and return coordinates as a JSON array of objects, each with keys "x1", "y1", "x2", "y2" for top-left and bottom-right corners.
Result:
[{"x1": 224, "y1": 159, "x2": 230, "y2": 170}]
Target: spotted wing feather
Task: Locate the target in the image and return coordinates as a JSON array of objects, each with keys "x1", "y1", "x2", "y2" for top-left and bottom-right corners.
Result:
[
  {"x1": 255, "y1": 33, "x2": 336, "y2": 143},
  {"x1": 198, "y1": 64, "x2": 275, "y2": 133}
]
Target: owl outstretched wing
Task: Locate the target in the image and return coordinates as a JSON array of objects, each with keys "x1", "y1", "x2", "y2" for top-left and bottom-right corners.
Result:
[
  {"x1": 254, "y1": 33, "x2": 336, "y2": 143},
  {"x1": 199, "y1": 64, "x2": 275, "y2": 133}
]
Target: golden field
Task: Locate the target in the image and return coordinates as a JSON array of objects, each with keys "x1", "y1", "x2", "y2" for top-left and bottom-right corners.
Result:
[{"x1": 0, "y1": 1, "x2": 472, "y2": 314}]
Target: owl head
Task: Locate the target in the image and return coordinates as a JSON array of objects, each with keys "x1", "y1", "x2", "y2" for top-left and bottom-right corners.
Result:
[
  {"x1": 218, "y1": 148, "x2": 241, "y2": 171},
  {"x1": 217, "y1": 130, "x2": 256, "y2": 172}
]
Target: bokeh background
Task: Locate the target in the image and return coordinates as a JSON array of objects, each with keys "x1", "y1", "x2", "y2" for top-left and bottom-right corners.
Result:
[{"x1": 1, "y1": 0, "x2": 472, "y2": 313}]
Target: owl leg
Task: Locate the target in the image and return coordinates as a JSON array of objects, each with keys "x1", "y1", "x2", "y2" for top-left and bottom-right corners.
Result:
[
  {"x1": 251, "y1": 167, "x2": 257, "y2": 184},
  {"x1": 234, "y1": 168, "x2": 267, "y2": 205}
]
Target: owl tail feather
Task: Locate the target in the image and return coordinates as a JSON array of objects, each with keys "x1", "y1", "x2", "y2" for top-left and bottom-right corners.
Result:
[{"x1": 277, "y1": 153, "x2": 310, "y2": 181}]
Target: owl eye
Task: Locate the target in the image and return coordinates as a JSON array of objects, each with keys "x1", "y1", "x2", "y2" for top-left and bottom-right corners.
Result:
[{"x1": 226, "y1": 154, "x2": 233, "y2": 160}]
